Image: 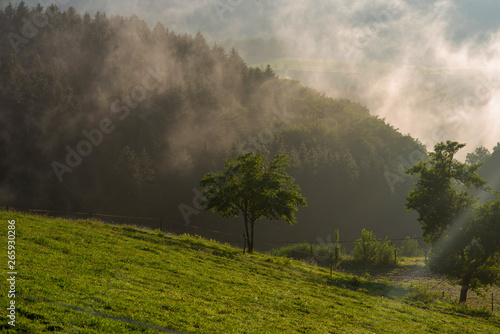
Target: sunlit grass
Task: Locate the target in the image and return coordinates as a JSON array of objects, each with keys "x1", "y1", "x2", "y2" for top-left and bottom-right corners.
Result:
[{"x1": 1, "y1": 210, "x2": 499, "y2": 333}]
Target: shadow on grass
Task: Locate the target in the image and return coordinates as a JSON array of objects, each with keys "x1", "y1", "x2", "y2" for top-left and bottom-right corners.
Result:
[
  {"x1": 452, "y1": 304, "x2": 498, "y2": 321},
  {"x1": 116, "y1": 226, "x2": 241, "y2": 259},
  {"x1": 175, "y1": 236, "x2": 241, "y2": 259},
  {"x1": 339, "y1": 260, "x2": 400, "y2": 275},
  {"x1": 326, "y1": 275, "x2": 407, "y2": 299}
]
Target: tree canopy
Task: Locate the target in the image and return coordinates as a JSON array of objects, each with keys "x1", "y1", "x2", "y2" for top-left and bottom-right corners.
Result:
[
  {"x1": 406, "y1": 141, "x2": 487, "y2": 243},
  {"x1": 406, "y1": 141, "x2": 500, "y2": 303},
  {"x1": 200, "y1": 153, "x2": 306, "y2": 253}
]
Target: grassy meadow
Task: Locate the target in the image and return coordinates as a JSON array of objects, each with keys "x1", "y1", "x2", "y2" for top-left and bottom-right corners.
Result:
[{"x1": 1, "y1": 210, "x2": 499, "y2": 333}]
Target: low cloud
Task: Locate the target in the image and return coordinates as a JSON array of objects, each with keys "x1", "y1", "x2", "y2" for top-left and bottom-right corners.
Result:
[{"x1": 15, "y1": 0, "x2": 500, "y2": 157}]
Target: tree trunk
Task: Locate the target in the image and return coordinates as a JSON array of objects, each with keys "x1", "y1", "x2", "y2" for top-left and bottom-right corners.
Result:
[
  {"x1": 243, "y1": 214, "x2": 250, "y2": 254},
  {"x1": 460, "y1": 277, "x2": 471, "y2": 304},
  {"x1": 460, "y1": 284, "x2": 469, "y2": 304},
  {"x1": 248, "y1": 220, "x2": 255, "y2": 253}
]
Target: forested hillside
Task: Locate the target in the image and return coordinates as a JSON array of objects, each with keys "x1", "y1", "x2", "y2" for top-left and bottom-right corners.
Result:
[{"x1": 0, "y1": 3, "x2": 427, "y2": 245}]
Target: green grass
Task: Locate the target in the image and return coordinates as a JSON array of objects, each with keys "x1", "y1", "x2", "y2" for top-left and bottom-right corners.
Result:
[
  {"x1": 365, "y1": 257, "x2": 500, "y2": 314},
  {"x1": 270, "y1": 244, "x2": 500, "y2": 314},
  {"x1": 1, "y1": 210, "x2": 499, "y2": 333}
]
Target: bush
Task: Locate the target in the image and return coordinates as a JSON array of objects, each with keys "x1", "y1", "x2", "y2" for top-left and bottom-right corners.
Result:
[
  {"x1": 377, "y1": 238, "x2": 395, "y2": 264},
  {"x1": 352, "y1": 229, "x2": 395, "y2": 265},
  {"x1": 399, "y1": 237, "x2": 422, "y2": 257}
]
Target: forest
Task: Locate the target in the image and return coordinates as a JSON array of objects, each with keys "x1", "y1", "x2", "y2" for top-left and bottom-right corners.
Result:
[{"x1": 1, "y1": 2, "x2": 499, "y2": 247}]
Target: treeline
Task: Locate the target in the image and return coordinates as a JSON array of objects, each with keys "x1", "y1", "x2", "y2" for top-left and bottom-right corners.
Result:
[{"x1": 1, "y1": 3, "x2": 430, "y2": 244}]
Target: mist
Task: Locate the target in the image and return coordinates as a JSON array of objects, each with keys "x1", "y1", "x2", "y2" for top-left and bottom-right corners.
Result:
[
  {"x1": 263, "y1": 0, "x2": 500, "y2": 158},
  {"x1": 3, "y1": 0, "x2": 499, "y2": 233},
  {"x1": 24, "y1": 0, "x2": 497, "y2": 158},
  {"x1": 3, "y1": 3, "x2": 500, "y2": 327}
]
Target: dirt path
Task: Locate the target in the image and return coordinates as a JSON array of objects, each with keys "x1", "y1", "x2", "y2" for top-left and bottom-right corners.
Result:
[
  {"x1": 343, "y1": 258, "x2": 500, "y2": 314},
  {"x1": 378, "y1": 259, "x2": 500, "y2": 314}
]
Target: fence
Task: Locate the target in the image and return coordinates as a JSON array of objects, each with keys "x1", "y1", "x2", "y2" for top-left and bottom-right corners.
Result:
[{"x1": 2, "y1": 205, "x2": 425, "y2": 251}]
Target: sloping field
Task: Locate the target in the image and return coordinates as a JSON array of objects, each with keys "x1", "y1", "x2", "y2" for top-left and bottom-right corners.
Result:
[{"x1": 1, "y1": 210, "x2": 499, "y2": 333}]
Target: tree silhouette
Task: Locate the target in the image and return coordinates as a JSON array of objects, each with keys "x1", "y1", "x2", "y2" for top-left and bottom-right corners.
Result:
[{"x1": 200, "y1": 153, "x2": 307, "y2": 253}]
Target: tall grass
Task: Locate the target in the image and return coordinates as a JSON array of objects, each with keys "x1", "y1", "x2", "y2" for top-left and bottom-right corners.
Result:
[{"x1": 269, "y1": 242, "x2": 343, "y2": 267}]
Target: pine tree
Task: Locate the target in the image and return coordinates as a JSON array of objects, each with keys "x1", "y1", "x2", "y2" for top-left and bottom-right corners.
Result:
[
  {"x1": 3, "y1": 3, "x2": 15, "y2": 21},
  {"x1": 264, "y1": 64, "x2": 275, "y2": 78},
  {"x1": 152, "y1": 22, "x2": 166, "y2": 43},
  {"x1": 13, "y1": 1, "x2": 30, "y2": 28}
]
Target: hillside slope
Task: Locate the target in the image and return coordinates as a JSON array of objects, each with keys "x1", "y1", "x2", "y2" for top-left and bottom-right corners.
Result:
[{"x1": 1, "y1": 211, "x2": 499, "y2": 333}]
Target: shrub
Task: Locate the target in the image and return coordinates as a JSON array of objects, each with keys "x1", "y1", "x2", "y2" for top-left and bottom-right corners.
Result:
[
  {"x1": 377, "y1": 238, "x2": 395, "y2": 264},
  {"x1": 399, "y1": 237, "x2": 423, "y2": 257},
  {"x1": 352, "y1": 229, "x2": 395, "y2": 265}
]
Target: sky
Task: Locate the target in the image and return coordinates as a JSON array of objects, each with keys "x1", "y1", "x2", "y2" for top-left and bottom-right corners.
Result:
[{"x1": 11, "y1": 0, "x2": 500, "y2": 157}]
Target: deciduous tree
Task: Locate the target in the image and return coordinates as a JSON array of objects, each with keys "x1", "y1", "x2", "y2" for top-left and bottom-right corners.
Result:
[
  {"x1": 200, "y1": 153, "x2": 307, "y2": 253},
  {"x1": 406, "y1": 141, "x2": 500, "y2": 303}
]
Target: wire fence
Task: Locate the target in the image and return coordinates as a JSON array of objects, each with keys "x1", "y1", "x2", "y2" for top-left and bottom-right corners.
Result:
[
  {"x1": 0, "y1": 204, "x2": 435, "y2": 286},
  {"x1": 4, "y1": 205, "x2": 425, "y2": 253}
]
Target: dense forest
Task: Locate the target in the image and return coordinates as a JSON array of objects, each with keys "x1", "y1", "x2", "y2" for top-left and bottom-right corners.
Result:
[{"x1": 4, "y1": 3, "x2": 497, "y2": 247}]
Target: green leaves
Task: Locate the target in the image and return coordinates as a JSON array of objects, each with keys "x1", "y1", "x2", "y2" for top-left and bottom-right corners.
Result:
[
  {"x1": 200, "y1": 152, "x2": 307, "y2": 253},
  {"x1": 351, "y1": 229, "x2": 396, "y2": 265},
  {"x1": 406, "y1": 141, "x2": 500, "y2": 301},
  {"x1": 405, "y1": 141, "x2": 486, "y2": 244},
  {"x1": 200, "y1": 152, "x2": 307, "y2": 224}
]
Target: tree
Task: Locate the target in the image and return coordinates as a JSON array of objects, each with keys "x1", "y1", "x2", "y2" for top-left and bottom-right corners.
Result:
[
  {"x1": 13, "y1": 1, "x2": 29, "y2": 28},
  {"x1": 228, "y1": 47, "x2": 247, "y2": 74},
  {"x1": 398, "y1": 237, "x2": 422, "y2": 257},
  {"x1": 3, "y1": 3, "x2": 16, "y2": 21},
  {"x1": 406, "y1": 141, "x2": 486, "y2": 244},
  {"x1": 264, "y1": 64, "x2": 275, "y2": 78},
  {"x1": 115, "y1": 146, "x2": 156, "y2": 191},
  {"x1": 405, "y1": 141, "x2": 500, "y2": 303},
  {"x1": 466, "y1": 146, "x2": 491, "y2": 166},
  {"x1": 427, "y1": 197, "x2": 500, "y2": 303},
  {"x1": 200, "y1": 153, "x2": 307, "y2": 253}
]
